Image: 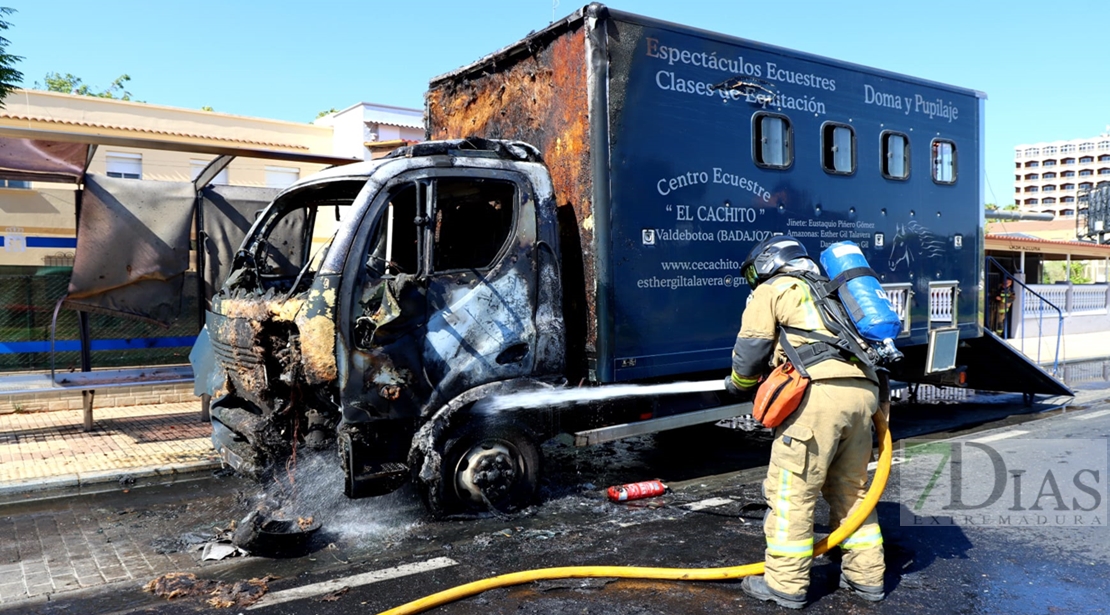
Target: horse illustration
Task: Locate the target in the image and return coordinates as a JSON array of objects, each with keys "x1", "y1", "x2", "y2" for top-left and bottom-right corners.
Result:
[{"x1": 887, "y1": 220, "x2": 946, "y2": 272}]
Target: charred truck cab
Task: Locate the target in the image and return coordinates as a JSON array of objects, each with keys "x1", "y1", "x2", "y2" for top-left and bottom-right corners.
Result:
[
  {"x1": 197, "y1": 4, "x2": 1070, "y2": 516},
  {"x1": 206, "y1": 140, "x2": 572, "y2": 514}
]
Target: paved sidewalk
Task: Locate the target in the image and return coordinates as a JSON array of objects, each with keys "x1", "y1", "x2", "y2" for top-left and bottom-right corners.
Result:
[{"x1": 0, "y1": 401, "x2": 219, "y2": 498}]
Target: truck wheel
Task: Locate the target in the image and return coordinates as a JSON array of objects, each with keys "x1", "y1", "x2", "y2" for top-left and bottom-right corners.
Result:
[{"x1": 429, "y1": 423, "x2": 541, "y2": 515}]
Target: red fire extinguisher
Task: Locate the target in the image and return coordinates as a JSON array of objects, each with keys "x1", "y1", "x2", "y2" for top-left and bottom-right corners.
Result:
[{"x1": 607, "y1": 480, "x2": 667, "y2": 502}]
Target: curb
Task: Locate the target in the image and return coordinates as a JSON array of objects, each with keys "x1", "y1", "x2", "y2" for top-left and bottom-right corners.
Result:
[{"x1": 0, "y1": 459, "x2": 223, "y2": 504}]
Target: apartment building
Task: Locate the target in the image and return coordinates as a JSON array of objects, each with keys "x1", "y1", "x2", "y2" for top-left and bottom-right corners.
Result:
[{"x1": 1014, "y1": 134, "x2": 1110, "y2": 218}]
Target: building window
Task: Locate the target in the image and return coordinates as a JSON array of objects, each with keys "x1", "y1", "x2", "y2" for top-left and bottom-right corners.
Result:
[
  {"x1": 1043, "y1": 146, "x2": 1057, "y2": 154},
  {"x1": 1043, "y1": 172, "x2": 1056, "y2": 179},
  {"x1": 821, "y1": 122, "x2": 855, "y2": 175},
  {"x1": 1025, "y1": 161, "x2": 1039, "y2": 168},
  {"x1": 1100, "y1": 169, "x2": 1110, "y2": 175},
  {"x1": 931, "y1": 139, "x2": 956, "y2": 184},
  {"x1": 753, "y1": 113, "x2": 793, "y2": 169},
  {"x1": 0, "y1": 179, "x2": 29, "y2": 189},
  {"x1": 882, "y1": 131, "x2": 910, "y2": 180},
  {"x1": 265, "y1": 166, "x2": 300, "y2": 189},
  {"x1": 1061, "y1": 170, "x2": 1075, "y2": 177},
  {"x1": 1025, "y1": 198, "x2": 1038, "y2": 205},
  {"x1": 1062, "y1": 183, "x2": 1075, "y2": 190},
  {"x1": 1025, "y1": 186, "x2": 1039, "y2": 193},
  {"x1": 1080, "y1": 169, "x2": 1094, "y2": 176},
  {"x1": 1062, "y1": 196, "x2": 1076, "y2": 203},
  {"x1": 1099, "y1": 141, "x2": 1110, "y2": 150},
  {"x1": 1080, "y1": 156, "x2": 1094, "y2": 164},
  {"x1": 190, "y1": 159, "x2": 229, "y2": 185},
  {"x1": 1042, "y1": 185, "x2": 1055, "y2": 192},
  {"x1": 1015, "y1": 186, "x2": 1021, "y2": 193},
  {"x1": 1025, "y1": 173, "x2": 1039, "y2": 180},
  {"x1": 1063, "y1": 157, "x2": 1076, "y2": 165},
  {"x1": 105, "y1": 152, "x2": 142, "y2": 179},
  {"x1": 1042, "y1": 160, "x2": 1056, "y2": 167},
  {"x1": 1062, "y1": 144, "x2": 1076, "y2": 153},
  {"x1": 1080, "y1": 142, "x2": 1095, "y2": 151},
  {"x1": 1100, "y1": 154, "x2": 1110, "y2": 162},
  {"x1": 1042, "y1": 197, "x2": 1056, "y2": 204},
  {"x1": 1080, "y1": 182, "x2": 1094, "y2": 190},
  {"x1": 1025, "y1": 147, "x2": 1040, "y2": 156}
]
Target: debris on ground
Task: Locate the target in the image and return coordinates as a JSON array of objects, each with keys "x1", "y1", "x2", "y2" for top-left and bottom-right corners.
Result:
[
  {"x1": 317, "y1": 586, "x2": 350, "y2": 602},
  {"x1": 144, "y1": 572, "x2": 276, "y2": 608},
  {"x1": 206, "y1": 576, "x2": 275, "y2": 608},
  {"x1": 232, "y1": 509, "x2": 321, "y2": 558}
]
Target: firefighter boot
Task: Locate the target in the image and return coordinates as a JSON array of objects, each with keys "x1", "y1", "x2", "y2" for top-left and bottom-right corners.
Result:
[
  {"x1": 839, "y1": 576, "x2": 884, "y2": 602},
  {"x1": 741, "y1": 575, "x2": 806, "y2": 610}
]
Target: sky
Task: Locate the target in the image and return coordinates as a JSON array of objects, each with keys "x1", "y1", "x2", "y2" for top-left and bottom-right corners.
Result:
[{"x1": 9, "y1": 0, "x2": 1110, "y2": 206}]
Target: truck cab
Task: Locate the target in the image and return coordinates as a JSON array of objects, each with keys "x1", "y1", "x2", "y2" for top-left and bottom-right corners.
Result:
[{"x1": 204, "y1": 139, "x2": 567, "y2": 514}]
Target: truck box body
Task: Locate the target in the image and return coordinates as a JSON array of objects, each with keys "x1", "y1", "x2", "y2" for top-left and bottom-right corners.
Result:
[{"x1": 428, "y1": 4, "x2": 985, "y2": 384}]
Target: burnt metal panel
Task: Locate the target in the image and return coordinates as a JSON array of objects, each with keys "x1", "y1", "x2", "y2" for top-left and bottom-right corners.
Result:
[
  {"x1": 425, "y1": 10, "x2": 598, "y2": 365},
  {"x1": 64, "y1": 174, "x2": 195, "y2": 325},
  {"x1": 198, "y1": 185, "x2": 281, "y2": 300}
]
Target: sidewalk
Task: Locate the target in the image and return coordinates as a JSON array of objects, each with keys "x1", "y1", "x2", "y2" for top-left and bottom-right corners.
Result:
[{"x1": 0, "y1": 401, "x2": 219, "y2": 499}]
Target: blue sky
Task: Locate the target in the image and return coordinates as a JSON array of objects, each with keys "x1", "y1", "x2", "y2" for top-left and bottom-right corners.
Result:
[{"x1": 10, "y1": 0, "x2": 1110, "y2": 206}]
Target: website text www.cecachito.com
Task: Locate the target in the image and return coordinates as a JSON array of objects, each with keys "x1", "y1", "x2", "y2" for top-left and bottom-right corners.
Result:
[{"x1": 659, "y1": 258, "x2": 741, "y2": 271}]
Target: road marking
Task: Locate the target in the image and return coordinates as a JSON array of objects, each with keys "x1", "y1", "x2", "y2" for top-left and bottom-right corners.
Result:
[
  {"x1": 868, "y1": 455, "x2": 906, "y2": 472},
  {"x1": 969, "y1": 430, "x2": 1028, "y2": 443},
  {"x1": 683, "y1": 497, "x2": 733, "y2": 511},
  {"x1": 247, "y1": 557, "x2": 459, "y2": 609},
  {"x1": 1075, "y1": 409, "x2": 1110, "y2": 421}
]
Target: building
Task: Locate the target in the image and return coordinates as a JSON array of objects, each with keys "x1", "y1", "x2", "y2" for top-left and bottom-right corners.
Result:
[
  {"x1": 1013, "y1": 133, "x2": 1110, "y2": 218},
  {"x1": 0, "y1": 91, "x2": 423, "y2": 270},
  {"x1": 313, "y1": 102, "x2": 424, "y2": 160},
  {"x1": 0, "y1": 90, "x2": 421, "y2": 374}
]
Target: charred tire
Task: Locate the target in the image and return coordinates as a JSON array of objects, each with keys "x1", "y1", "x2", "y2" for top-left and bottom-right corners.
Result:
[{"x1": 425, "y1": 423, "x2": 541, "y2": 516}]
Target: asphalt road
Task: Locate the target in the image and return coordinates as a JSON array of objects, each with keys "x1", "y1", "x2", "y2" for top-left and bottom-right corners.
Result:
[{"x1": 8, "y1": 382, "x2": 1110, "y2": 615}]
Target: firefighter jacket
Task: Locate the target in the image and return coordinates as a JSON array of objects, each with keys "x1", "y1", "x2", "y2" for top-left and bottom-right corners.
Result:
[{"x1": 731, "y1": 273, "x2": 878, "y2": 390}]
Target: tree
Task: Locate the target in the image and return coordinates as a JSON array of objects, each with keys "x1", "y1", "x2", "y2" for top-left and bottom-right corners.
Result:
[
  {"x1": 315, "y1": 107, "x2": 339, "y2": 119},
  {"x1": 38, "y1": 72, "x2": 134, "y2": 100},
  {"x1": 0, "y1": 7, "x2": 23, "y2": 108}
]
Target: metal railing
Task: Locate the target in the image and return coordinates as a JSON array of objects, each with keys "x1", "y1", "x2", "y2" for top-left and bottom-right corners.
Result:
[{"x1": 987, "y1": 256, "x2": 1064, "y2": 374}]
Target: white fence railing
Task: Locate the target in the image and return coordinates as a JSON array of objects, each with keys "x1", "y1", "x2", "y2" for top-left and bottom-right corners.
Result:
[
  {"x1": 929, "y1": 282, "x2": 958, "y2": 324},
  {"x1": 1022, "y1": 284, "x2": 1109, "y2": 316}
]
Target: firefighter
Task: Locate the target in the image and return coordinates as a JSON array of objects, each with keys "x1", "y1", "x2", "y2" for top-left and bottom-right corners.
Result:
[{"x1": 725, "y1": 235, "x2": 885, "y2": 609}]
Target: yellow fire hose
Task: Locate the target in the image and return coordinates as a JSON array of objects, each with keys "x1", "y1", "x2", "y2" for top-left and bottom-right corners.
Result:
[{"x1": 379, "y1": 411, "x2": 892, "y2": 615}]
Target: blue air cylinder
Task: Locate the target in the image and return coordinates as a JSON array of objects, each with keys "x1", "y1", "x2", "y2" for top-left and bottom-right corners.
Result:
[{"x1": 819, "y1": 241, "x2": 902, "y2": 342}]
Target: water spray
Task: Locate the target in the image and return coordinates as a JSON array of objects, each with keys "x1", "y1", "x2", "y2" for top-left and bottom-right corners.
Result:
[{"x1": 480, "y1": 379, "x2": 726, "y2": 412}]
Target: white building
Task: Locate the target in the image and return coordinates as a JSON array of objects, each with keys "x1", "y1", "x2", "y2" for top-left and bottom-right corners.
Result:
[
  {"x1": 313, "y1": 103, "x2": 424, "y2": 161},
  {"x1": 1014, "y1": 133, "x2": 1110, "y2": 218}
]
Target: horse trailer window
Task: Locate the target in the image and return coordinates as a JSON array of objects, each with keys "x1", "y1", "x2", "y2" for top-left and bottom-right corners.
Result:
[
  {"x1": 822, "y1": 122, "x2": 855, "y2": 175},
  {"x1": 432, "y1": 178, "x2": 516, "y2": 272},
  {"x1": 753, "y1": 113, "x2": 792, "y2": 169},
  {"x1": 932, "y1": 139, "x2": 957, "y2": 184},
  {"x1": 882, "y1": 131, "x2": 910, "y2": 180}
]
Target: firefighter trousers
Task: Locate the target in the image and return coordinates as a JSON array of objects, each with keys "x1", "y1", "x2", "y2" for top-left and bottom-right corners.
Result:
[{"x1": 762, "y1": 377, "x2": 884, "y2": 597}]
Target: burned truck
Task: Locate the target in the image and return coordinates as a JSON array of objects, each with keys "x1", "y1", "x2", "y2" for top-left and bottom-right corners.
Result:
[{"x1": 194, "y1": 4, "x2": 1069, "y2": 515}]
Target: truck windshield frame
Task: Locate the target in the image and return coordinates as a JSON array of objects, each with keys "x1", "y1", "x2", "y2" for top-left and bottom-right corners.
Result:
[{"x1": 241, "y1": 179, "x2": 368, "y2": 290}]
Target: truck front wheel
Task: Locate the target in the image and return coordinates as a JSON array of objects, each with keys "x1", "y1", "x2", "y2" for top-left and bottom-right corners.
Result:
[{"x1": 426, "y1": 423, "x2": 541, "y2": 516}]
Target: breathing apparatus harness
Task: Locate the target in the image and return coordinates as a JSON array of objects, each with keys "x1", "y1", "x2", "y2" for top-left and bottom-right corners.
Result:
[{"x1": 772, "y1": 267, "x2": 903, "y2": 375}]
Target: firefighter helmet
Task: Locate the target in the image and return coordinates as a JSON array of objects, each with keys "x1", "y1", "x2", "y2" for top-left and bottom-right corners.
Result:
[{"x1": 741, "y1": 235, "x2": 812, "y2": 288}]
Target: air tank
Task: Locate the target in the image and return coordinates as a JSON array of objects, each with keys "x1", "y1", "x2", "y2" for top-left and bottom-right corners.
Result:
[{"x1": 819, "y1": 241, "x2": 902, "y2": 343}]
